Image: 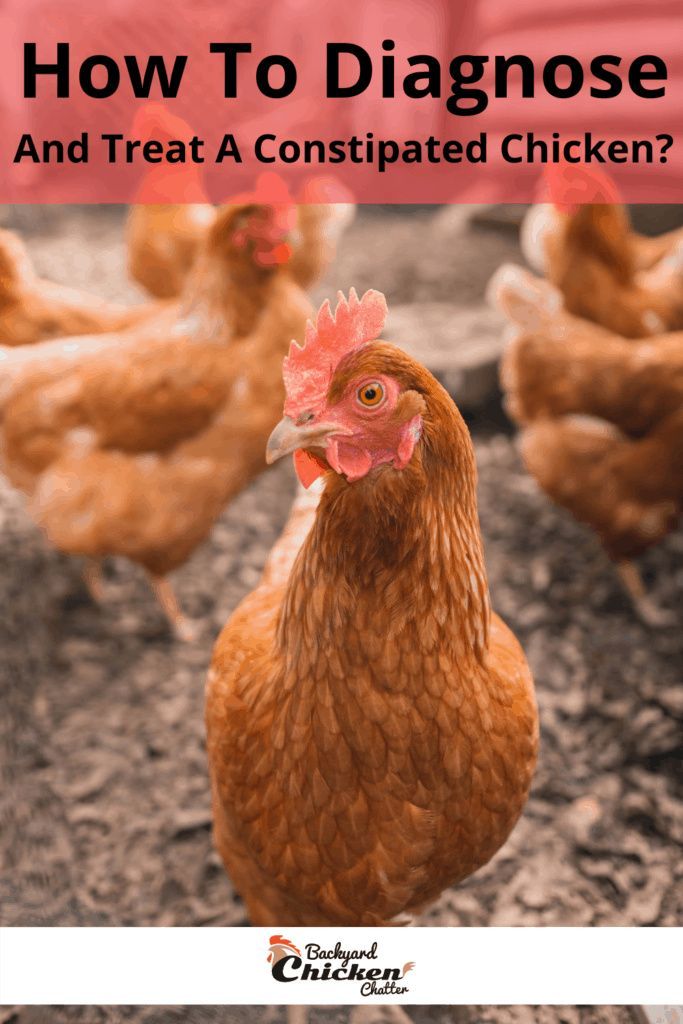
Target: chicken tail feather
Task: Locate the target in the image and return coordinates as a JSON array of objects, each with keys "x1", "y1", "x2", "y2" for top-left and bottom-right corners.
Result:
[{"x1": 487, "y1": 263, "x2": 563, "y2": 330}]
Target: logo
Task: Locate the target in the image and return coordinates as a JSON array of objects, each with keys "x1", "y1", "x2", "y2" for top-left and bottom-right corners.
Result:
[{"x1": 267, "y1": 935, "x2": 415, "y2": 997}]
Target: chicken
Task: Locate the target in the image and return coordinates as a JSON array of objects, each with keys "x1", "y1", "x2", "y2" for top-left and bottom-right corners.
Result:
[
  {"x1": 206, "y1": 288, "x2": 538, "y2": 925},
  {"x1": 521, "y1": 165, "x2": 683, "y2": 338},
  {"x1": 128, "y1": 161, "x2": 355, "y2": 301},
  {"x1": 0, "y1": 200, "x2": 311, "y2": 637},
  {"x1": 490, "y1": 263, "x2": 683, "y2": 625},
  {"x1": 126, "y1": 103, "x2": 216, "y2": 300},
  {"x1": 523, "y1": 165, "x2": 683, "y2": 275},
  {"x1": 0, "y1": 227, "x2": 159, "y2": 347}
]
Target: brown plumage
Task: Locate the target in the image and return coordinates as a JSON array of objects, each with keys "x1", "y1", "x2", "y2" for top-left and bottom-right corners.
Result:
[
  {"x1": 127, "y1": 203, "x2": 217, "y2": 301},
  {"x1": 206, "y1": 297, "x2": 538, "y2": 926},
  {"x1": 521, "y1": 411, "x2": 683, "y2": 563},
  {"x1": 0, "y1": 228, "x2": 160, "y2": 347},
  {"x1": 522, "y1": 203, "x2": 683, "y2": 338},
  {"x1": 127, "y1": 174, "x2": 355, "y2": 301},
  {"x1": 491, "y1": 263, "x2": 683, "y2": 622},
  {"x1": 0, "y1": 203, "x2": 311, "y2": 634},
  {"x1": 630, "y1": 227, "x2": 683, "y2": 271},
  {"x1": 524, "y1": 196, "x2": 683, "y2": 275},
  {"x1": 501, "y1": 314, "x2": 683, "y2": 438}
]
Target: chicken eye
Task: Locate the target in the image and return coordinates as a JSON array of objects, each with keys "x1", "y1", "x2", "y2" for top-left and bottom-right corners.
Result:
[{"x1": 357, "y1": 382, "x2": 385, "y2": 408}]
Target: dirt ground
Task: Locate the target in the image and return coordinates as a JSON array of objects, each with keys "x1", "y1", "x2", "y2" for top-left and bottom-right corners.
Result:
[
  {"x1": 0, "y1": 1005, "x2": 646, "y2": 1024},
  {"x1": 0, "y1": 207, "x2": 681, "y2": 1022}
]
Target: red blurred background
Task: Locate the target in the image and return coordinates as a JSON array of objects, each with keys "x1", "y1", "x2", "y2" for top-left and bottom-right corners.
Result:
[{"x1": 0, "y1": 0, "x2": 680, "y2": 202}]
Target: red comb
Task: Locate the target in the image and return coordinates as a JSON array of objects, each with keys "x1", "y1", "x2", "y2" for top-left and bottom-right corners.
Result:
[
  {"x1": 283, "y1": 288, "x2": 387, "y2": 418},
  {"x1": 269, "y1": 935, "x2": 301, "y2": 954},
  {"x1": 226, "y1": 173, "x2": 297, "y2": 267},
  {"x1": 131, "y1": 102, "x2": 195, "y2": 143},
  {"x1": 546, "y1": 163, "x2": 622, "y2": 211}
]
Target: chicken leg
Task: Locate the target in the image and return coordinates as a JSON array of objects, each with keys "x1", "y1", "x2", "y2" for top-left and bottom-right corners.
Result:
[
  {"x1": 83, "y1": 558, "x2": 105, "y2": 603},
  {"x1": 617, "y1": 561, "x2": 676, "y2": 629},
  {"x1": 147, "y1": 573, "x2": 199, "y2": 642}
]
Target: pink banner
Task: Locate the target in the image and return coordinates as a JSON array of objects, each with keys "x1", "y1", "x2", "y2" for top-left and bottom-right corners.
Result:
[{"x1": 0, "y1": 0, "x2": 680, "y2": 202}]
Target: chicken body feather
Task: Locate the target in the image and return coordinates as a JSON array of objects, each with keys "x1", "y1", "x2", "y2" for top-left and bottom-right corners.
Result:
[
  {"x1": 127, "y1": 204, "x2": 217, "y2": 300},
  {"x1": 522, "y1": 411, "x2": 683, "y2": 561},
  {"x1": 0, "y1": 228, "x2": 160, "y2": 346},
  {"x1": 522, "y1": 204, "x2": 683, "y2": 338},
  {"x1": 523, "y1": 201, "x2": 683, "y2": 276},
  {"x1": 502, "y1": 320, "x2": 683, "y2": 436}
]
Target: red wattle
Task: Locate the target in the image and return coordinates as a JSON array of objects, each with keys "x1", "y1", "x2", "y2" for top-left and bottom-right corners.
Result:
[{"x1": 293, "y1": 449, "x2": 325, "y2": 489}]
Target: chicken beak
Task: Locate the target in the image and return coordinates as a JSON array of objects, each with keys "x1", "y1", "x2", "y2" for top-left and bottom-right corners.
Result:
[{"x1": 265, "y1": 416, "x2": 340, "y2": 465}]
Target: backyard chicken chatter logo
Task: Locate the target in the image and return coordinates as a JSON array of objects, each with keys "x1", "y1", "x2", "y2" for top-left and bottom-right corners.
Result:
[{"x1": 267, "y1": 935, "x2": 415, "y2": 996}]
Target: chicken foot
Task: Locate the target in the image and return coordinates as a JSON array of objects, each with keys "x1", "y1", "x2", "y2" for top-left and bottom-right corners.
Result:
[
  {"x1": 147, "y1": 573, "x2": 199, "y2": 642},
  {"x1": 617, "y1": 560, "x2": 676, "y2": 628}
]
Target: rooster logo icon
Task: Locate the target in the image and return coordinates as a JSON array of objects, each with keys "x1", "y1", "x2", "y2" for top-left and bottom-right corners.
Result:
[{"x1": 267, "y1": 934, "x2": 301, "y2": 965}]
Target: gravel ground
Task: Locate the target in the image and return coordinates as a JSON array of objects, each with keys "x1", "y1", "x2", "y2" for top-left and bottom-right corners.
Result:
[
  {"x1": 0, "y1": 207, "x2": 681, "y2": 1021},
  {"x1": 0, "y1": 1006, "x2": 646, "y2": 1024}
]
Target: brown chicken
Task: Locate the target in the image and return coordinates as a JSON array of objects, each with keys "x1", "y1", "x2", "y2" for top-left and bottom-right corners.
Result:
[
  {"x1": 0, "y1": 201, "x2": 311, "y2": 637},
  {"x1": 0, "y1": 227, "x2": 159, "y2": 347},
  {"x1": 490, "y1": 263, "x2": 683, "y2": 626},
  {"x1": 128, "y1": 163, "x2": 356, "y2": 301},
  {"x1": 523, "y1": 165, "x2": 683, "y2": 275},
  {"x1": 126, "y1": 104, "x2": 216, "y2": 300},
  {"x1": 206, "y1": 289, "x2": 538, "y2": 925},
  {"x1": 521, "y1": 166, "x2": 683, "y2": 338}
]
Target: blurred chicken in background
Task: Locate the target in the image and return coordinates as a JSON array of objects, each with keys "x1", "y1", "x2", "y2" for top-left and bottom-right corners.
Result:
[
  {"x1": 0, "y1": 227, "x2": 161, "y2": 346},
  {"x1": 126, "y1": 106, "x2": 356, "y2": 302},
  {"x1": 521, "y1": 165, "x2": 683, "y2": 338},
  {"x1": 0, "y1": 199, "x2": 311, "y2": 638},
  {"x1": 490, "y1": 264, "x2": 682, "y2": 626}
]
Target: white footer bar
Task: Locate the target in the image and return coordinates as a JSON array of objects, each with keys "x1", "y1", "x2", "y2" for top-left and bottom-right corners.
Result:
[{"x1": 0, "y1": 927, "x2": 680, "y2": 1005}]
